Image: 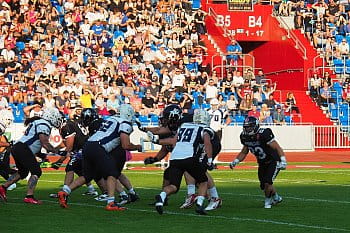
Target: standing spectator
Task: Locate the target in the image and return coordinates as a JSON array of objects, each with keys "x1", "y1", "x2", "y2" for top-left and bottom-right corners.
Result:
[{"x1": 205, "y1": 78, "x2": 218, "y2": 103}]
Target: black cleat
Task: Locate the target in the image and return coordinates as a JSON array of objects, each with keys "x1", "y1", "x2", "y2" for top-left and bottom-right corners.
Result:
[
  {"x1": 155, "y1": 195, "x2": 164, "y2": 215},
  {"x1": 195, "y1": 204, "x2": 207, "y2": 215},
  {"x1": 128, "y1": 193, "x2": 139, "y2": 203},
  {"x1": 149, "y1": 197, "x2": 168, "y2": 206}
]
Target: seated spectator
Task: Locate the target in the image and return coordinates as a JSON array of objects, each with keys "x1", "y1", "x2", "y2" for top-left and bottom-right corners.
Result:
[
  {"x1": 141, "y1": 89, "x2": 157, "y2": 115},
  {"x1": 155, "y1": 93, "x2": 167, "y2": 113},
  {"x1": 180, "y1": 93, "x2": 194, "y2": 114},
  {"x1": 167, "y1": 89, "x2": 180, "y2": 105},
  {"x1": 264, "y1": 94, "x2": 278, "y2": 110},
  {"x1": 95, "y1": 92, "x2": 109, "y2": 116},
  {"x1": 44, "y1": 92, "x2": 55, "y2": 109},
  {"x1": 221, "y1": 72, "x2": 234, "y2": 94},
  {"x1": 273, "y1": 105, "x2": 286, "y2": 125},
  {"x1": 226, "y1": 93, "x2": 238, "y2": 116},
  {"x1": 56, "y1": 90, "x2": 70, "y2": 114},
  {"x1": 79, "y1": 88, "x2": 94, "y2": 108},
  {"x1": 107, "y1": 94, "x2": 120, "y2": 115},
  {"x1": 239, "y1": 94, "x2": 253, "y2": 116},
  {"x1": 259, "y1": 103, "x2": 273, "y2": 124},
  {"x1": 217, "y1": 94, "x2": 227, "y2": 110},
  {"x1": 226, "y1": 39, "x2": 242, "y2": 66},
  {"x1": 286, "y1": 92, "x2": 300, "y2": 113},
  {"x1": 248, "y1": 105, "x2": 260, "y2": 118},
  {"x1": 23, "y1": 101, "x2": 44, "y2": 118},
  {"x1": 342, "y1": 83, "x2": 350, "y2": 103}
]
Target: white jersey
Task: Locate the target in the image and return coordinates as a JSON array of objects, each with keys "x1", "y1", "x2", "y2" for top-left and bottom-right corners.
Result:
[
  {"x1": 18, "y1": 119, "x2": 52, "y2": 155},
  {"x1": 208, "y1": 109, "x2": 225, "y2": 132},
  {"x1": 171, "y1": 123, "x2": 204, "y2": 161},
  {"x1": 88, "y1": 116, "x2": 133, "y2": 153}
]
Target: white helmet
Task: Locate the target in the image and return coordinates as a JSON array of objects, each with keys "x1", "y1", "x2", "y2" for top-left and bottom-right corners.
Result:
[
  {"x1": 42, "y1": 108, "x2": 64, "y2": 128},
  {"x1": 193, "y1": 109, "x2": 211, "y2": 126},
  {"x1": 0, "y1": 109, "x2": 14, "y2": 128},
  {"x1": 119, "y1": 104, "x2": 135, "y2": 122}
]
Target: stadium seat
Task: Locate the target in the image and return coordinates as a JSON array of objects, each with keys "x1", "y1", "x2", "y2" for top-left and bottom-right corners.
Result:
[
  {"x1": 335, "y1": 34, "x2": 344, "y2": 44},
  {"x1": 139, "y1": 115, "x2": 150, "y2": 124},
  {"x1": 150, "y1": 115, "x2": 159, "y2": 124},
  {"x1": 235, "y1": 115, "x2": 245, "y2": 124},
  {"x1": 192, "y1": 0, "x2": 201, "y2": 9},
  {"x1": 202, "y1": 103, "x2": 210, "y2": 109},
  {"x1": 329, "y1": 103, "x2": 339, "y2": 120},
  {"x1": 333, "y1": 58, "x2": 344, "y2": 74}
]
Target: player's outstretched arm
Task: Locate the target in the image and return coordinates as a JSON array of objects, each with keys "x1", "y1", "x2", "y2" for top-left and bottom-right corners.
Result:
[
  {"x1": 268, "y1": 140, "x2": 287, "y2": 169},
  {"x1": 230, "y1": 146, "x2": 249, "y2": 169},
  {"x1": 203, "y1": 132, "x2": 214, "y2": 170}
]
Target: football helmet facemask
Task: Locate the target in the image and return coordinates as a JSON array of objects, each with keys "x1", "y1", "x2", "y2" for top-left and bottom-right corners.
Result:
[{"x1": 243, "y1": 116, "x2": 260, "y2": 136}]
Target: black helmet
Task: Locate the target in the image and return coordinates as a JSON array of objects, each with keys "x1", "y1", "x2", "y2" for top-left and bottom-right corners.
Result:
[
  {"x1": 81, "y1": 108, "x2": 99, "y2": 127},
  {"x1": 243, "y1": 116, "x2": 260, "y2": 136},
  {"x1": 160, "y1": 105, "x2": 182, "y2": 131}
]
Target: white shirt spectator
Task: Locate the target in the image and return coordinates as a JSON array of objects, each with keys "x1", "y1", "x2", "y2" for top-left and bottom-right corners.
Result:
[
  {"x1": 45, "y1": 62, "x2": 56, "y2": 75},
  {"x1": 0, "y1": 96, "x2": 8, "y2": 110},
  {"x1": 338, "y1": 40, "x2": 349, "y2": 55},
  {"x1": 206, "y1": 84, "x2": 218, "y2": 99},
  {"x1": 1, "y1": 48, "x2": 15, "y2": 62},
  {"x1": 232, "y1": 74, "x2": 244, "y2": 87},
  {"x1": 59, "y1": 84, "x2": 73, "y2": 95},
  {"x1": 143, "y1": 48, "x2": 156, "y2": 62},
  {"x1": 172, "y1": 73, "x2": 186, "y2": 88}
]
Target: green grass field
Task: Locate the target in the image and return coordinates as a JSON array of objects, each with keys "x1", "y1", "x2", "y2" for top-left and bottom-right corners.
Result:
[{"x1": 1, "y1": 168, "x2": 350, "y2": 233}]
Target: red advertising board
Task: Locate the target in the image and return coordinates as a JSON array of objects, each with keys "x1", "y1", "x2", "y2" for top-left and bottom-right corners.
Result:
[{"x1": 206, "y1": 4, "x2": 273, "y2": 41}]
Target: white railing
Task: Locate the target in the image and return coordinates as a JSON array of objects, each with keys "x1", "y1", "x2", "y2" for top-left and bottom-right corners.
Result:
[{"x1": 313, "y1": 125, "x2": 350, "y2": 148}]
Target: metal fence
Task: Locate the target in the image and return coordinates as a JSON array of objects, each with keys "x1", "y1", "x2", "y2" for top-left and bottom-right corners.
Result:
[{"x1": 314, "y1": 125, "x2": 350, "y2": 148}]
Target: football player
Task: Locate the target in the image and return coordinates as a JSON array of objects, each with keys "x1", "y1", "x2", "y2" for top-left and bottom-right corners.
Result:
[
  {"x1": 0, "y1": 108, "x2": 66, "y2": 204},
  {"x1": 207, "y1": 98, "x2": 230, "y2": 141},
  {"x1": 230, "y1": 116, "x2": 287, "y2": 208},
  {"x1": 153, "y1": 109, "x2": 214, "y2": 215},
  {"x1": 58, "y1": 104, "x2": 142, "y2": 211},
  {"x1": 49, "y1": 108, "x2": 99, "y2": 198},
  {"x1": 0, "y1": 110, "x2": 16, "y2": 190},
  {"x1": 144, "y1": 105, "x2": 222, "y2": 211}
]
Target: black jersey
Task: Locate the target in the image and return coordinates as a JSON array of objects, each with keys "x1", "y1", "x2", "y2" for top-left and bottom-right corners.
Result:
[
  {"x1": 60, "y1": 120, "x2": 89, "y2": 152},
  {"x1": 203, "y1": 127, "x2": 221, "y2": 157},
  {"x1": 240, "y1": 128, "x2": 279, "y2": 164}
]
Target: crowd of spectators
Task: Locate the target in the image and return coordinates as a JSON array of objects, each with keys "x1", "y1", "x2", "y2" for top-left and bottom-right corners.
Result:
[{"x1": 0, "y1": 0, "x2": 301, "y2": 126}]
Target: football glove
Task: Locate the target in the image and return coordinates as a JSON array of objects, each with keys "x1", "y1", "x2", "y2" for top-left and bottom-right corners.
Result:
[
  {"x1": 147, "y1": 131, "x2": 159, "y2": 144},
  {"x1": 144, "y1": 157, "x2": 158, "y2": 165},
  {"x1": 279, "y1": 156, "x2": 287, "y2": 170},
  {"x1": 57, "y1": 150, "x2": 68, "y2": 157},
  {"x1": 135, "y1": 119, "x2": 147, "y2": 132},
  {"x1": 51, "y1": 162, "x2": 62, "y2": 170},
  {"x1": 229, "y1": 159, "x2": 240, "y2": 169}
]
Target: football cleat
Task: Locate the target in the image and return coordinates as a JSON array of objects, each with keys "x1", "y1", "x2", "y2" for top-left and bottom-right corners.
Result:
[
  {"x1": 24, "y1": 197, "x2": 42, "y2": 205},
  {"x1": 117, "y1": 195, "x2": 130, "y2": 205},
  {"x1": 128, "y1": 193, "x2": 139, "y2": 203},
  {"x1": 272, "y1": 195, "x2": 283, "y2": 205},
  {"x1": 95, "y1": 193, "x2": 108, "y2": 202},
  {"x1": 195, "y1": 203, "x2": 207, "y2": 215},
  {"x1": 149, "y1": 197, "x2": 168, "y2": 206},
  {"x1": 82, "y1": 190, "x2": 98, "y2": 196},
  {"x1": 58, "y1": 191, "x2": 69, "y2": 208},
  {"x1": 264, "y1": 197, "x2": 272, "y2": 209},
  {"x1": 180, "y1": 194, "x2": 197, "y2": 209},
  {"x1": 105, "y1": 202, "x2": 127, "y2": 211},
  {"x1": 205, "y1": 198, "x2": 222, "y2": 211},
  {"x1": 49, "y1": 193, "x2": 59, "y2": 198},
  {"x1": 154, "y1": 195, "x2": 164, "y2": 215},
  {"x1": 0, "y1": 185, "x2": 7, "y2": 202},
  {"x1": 7, "y1": 183, "x2": 16, "y2": 191}
]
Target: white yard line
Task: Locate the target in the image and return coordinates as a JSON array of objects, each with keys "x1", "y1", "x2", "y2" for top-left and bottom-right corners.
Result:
[{"x1": 6, "y1": 198, "x2": 350, "y2": 232}]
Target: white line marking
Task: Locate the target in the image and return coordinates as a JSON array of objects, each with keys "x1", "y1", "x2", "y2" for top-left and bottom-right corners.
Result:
[{"x1": 5, "y1": 198, "x2": 350, "y2": 232}]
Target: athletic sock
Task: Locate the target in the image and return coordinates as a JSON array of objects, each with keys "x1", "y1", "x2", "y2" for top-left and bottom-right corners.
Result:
[
  {"x1": 160, "y1": 191, "x2": 167, "y2": 202},
  {"x1": 208, "y1": 187, "x2": 219, "y2": 199},
  {"x1": 196, "y1": 196, "x2": 205, "y2": 206},
  {"x1": 128, "y1": 188, "x2": 135, "y2": 195},
  {"x1": 62, "y1": 185, "x2": 71, "y2": 194},
  {"x1": 272, "y1": 193, "x2": 280, "y2": 200},
  {"x1": 187, "y1": 184, "x2": 196, "y2": 196},
  {"x1": 107, "y1": 196, "x2": 115, "y2": 204},
  {"x1": 119, "y1": 191, "x2": 127, "y2": 197}
]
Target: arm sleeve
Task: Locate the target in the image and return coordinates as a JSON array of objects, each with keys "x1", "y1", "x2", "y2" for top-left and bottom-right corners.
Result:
[
  {"x1": 261, "y1": 128, "x2": 275, "y2": 145},
  {"x1": 203, "y1": 127, "x2": 216, "y2": 140},
  {"x1": 119, "y1": 122, "x2": 133, "y2": 135},
  {"x1": 36, "y1": 123, "x2": 51, "y2": 136},
  {"x1": 61, "y1": 122, "x2": 76, "y2": 139}
]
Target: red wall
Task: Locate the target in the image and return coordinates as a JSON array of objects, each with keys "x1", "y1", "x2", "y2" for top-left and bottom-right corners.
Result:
[{"x1": 203, "y1": 4, "x2": 309, "y2": 90}]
